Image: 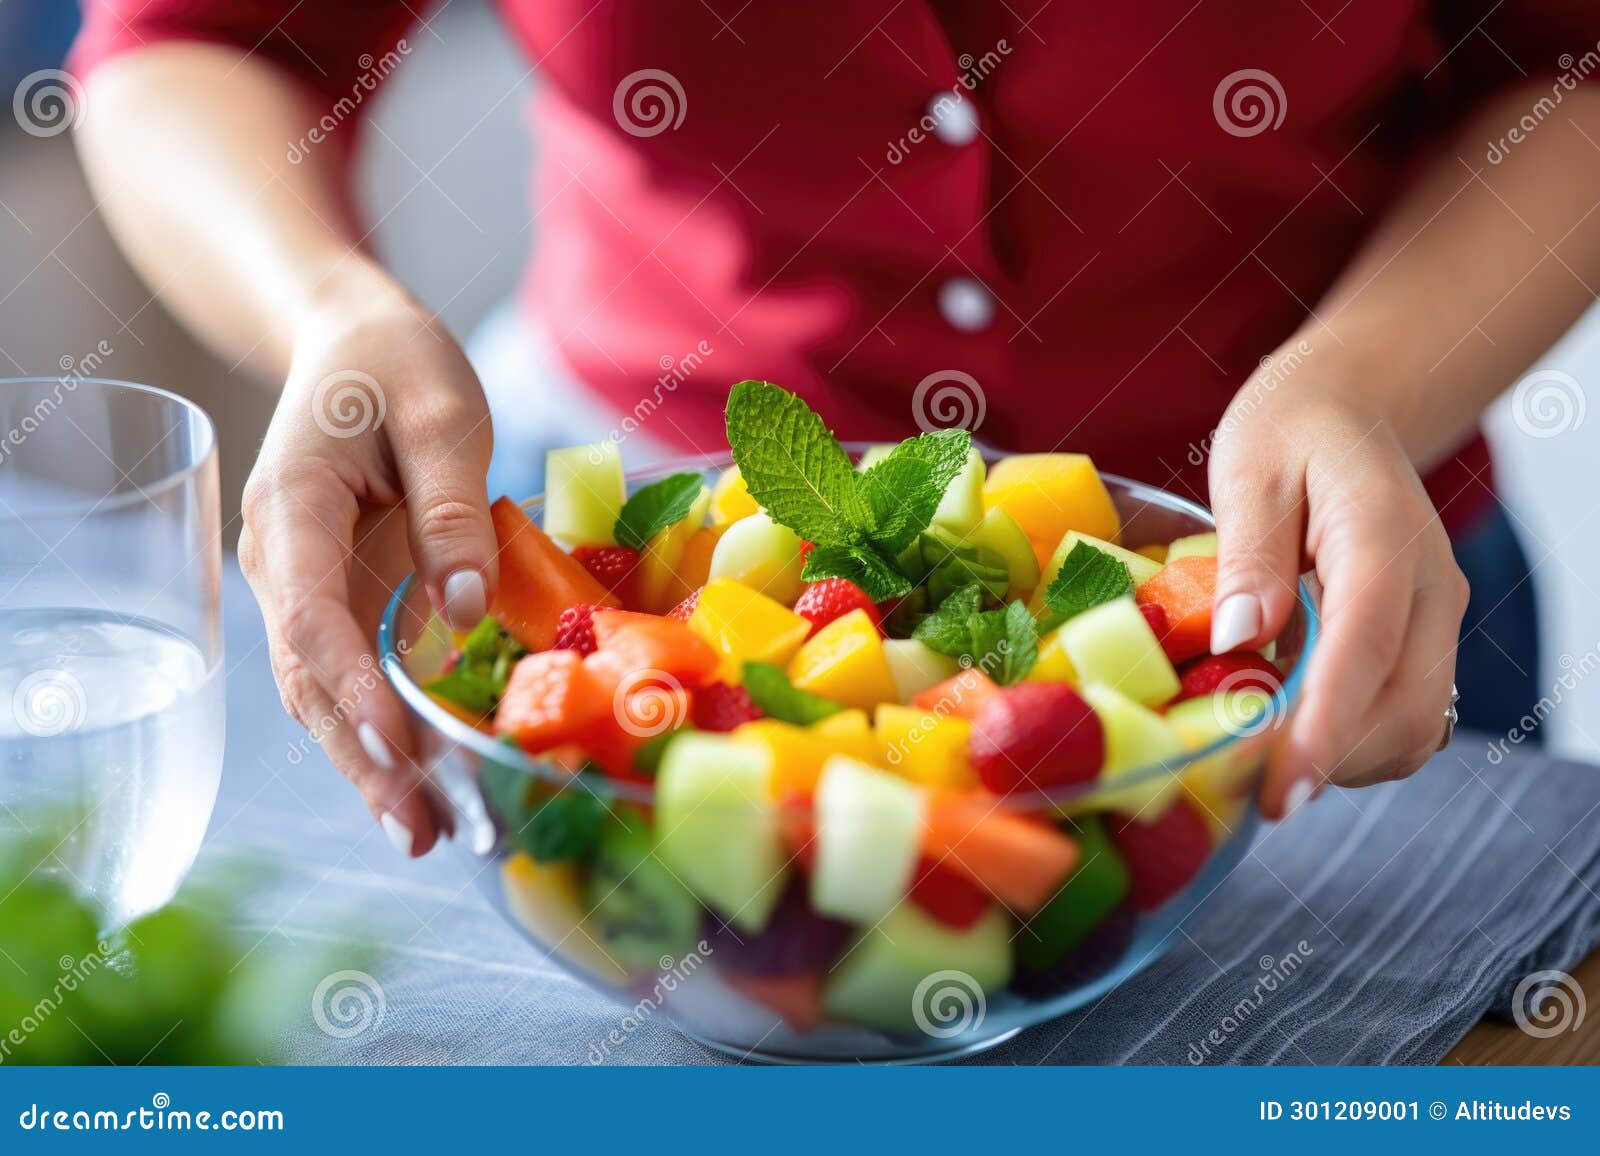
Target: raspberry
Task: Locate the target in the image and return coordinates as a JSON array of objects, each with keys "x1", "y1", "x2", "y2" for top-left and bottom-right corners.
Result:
[
  {"x1": 550, "y1": 603, "x2": 599, "y2": 655},
  {"x1": 571, "y1": 545, "x2": 641, "y2": 608},
  {"x1": 690, "y1": 682, "x2": 764, "y2": 732},
  {"x1": 667, "y1": 587, "x2": 703, "y2": 622},
  {"x1": 793, "y1": 578, "x2": 880, "y2": 637},
  {"x1": 1109, "y1": 802, "x2": 1213, "y2": 910},
  {"x1": 1174, "y1": 652, "x2": 1281, "y2": 702},
  {"x1": 968, "y1": 682, "x2": 1105, "y2": 795}
]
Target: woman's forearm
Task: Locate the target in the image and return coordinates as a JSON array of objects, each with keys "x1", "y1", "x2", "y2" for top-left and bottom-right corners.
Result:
[
  {"x1": 1283, "y1": 83, "x2": 1600, "y2": 470},
  {"x1": 74, "y1": 42, "x2": 406, "y2": 379}
]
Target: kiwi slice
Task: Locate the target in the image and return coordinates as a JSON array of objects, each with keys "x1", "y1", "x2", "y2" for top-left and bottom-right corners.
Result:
[{"x1": 583, "y1": 812, "x2": 701, "y2": 972}]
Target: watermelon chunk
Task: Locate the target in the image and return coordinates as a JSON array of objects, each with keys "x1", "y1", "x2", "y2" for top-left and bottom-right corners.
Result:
[{"x1": 490, "y1": 497, "x2": 618, "y2": 651}]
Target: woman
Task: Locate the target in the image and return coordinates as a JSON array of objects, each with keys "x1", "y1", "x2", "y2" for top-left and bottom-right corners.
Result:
[{"x1": 71, "y1": 3, "x2": 1596, "y2": 856}]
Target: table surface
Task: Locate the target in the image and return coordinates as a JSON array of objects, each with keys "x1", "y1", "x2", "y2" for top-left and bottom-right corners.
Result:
[{"x1": 1446, "y1": 950, "x2": 1600, "y2": 1064}]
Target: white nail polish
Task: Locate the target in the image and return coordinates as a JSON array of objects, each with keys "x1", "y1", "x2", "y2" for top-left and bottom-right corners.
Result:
[
  {"x1": 1283, "y1": 777, "x2": 1314, "y2": 817},
  {"x1": 380, "y1": 812, "x2": 414, "y2": 856},
  {"x1": 1211, "y1": 593, "x2": 1261, "y2": 654},
  {"x1": 358, "y1": 721, "x2": 395, "y2": 771},
  {"x1": 442, "y1": 569, "x2": 487, "y2": 630},
  {"x1": 470, "y1": 822, "x2": 497, "y2": 856}
]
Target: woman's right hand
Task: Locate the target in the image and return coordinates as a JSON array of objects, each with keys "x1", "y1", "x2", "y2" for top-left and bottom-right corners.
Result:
[{"x1": 238, "y1": 286, "x2": 497, "y2": 857}]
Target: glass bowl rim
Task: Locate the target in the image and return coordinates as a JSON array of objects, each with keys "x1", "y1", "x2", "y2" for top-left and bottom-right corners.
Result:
[
  {"x1": 0, "y1": 376, "x2": 219, "y2": 519},
  {"x1": 378, "y1": 447, "x2": 1320, "y2": 810}
]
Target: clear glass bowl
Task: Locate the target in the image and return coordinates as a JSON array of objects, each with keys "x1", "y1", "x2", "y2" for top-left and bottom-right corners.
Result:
[{"x1": 378, "y1": 451, "x2": 1319, "y2": 1063}]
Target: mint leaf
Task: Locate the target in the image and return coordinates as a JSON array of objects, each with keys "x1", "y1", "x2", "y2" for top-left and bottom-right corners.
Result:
[
  {"x1": 424, "y1": 616, "x2": 523, "y2": 715},
  {"x1": 725, "y1": 381, "x2": 869, "y2": 544},
  {"x1": 614, "y1": 472, "x2": 704, "y2": 550},
  {"x1": 1041, "y1": 541, "x2": 1134, "y2": 627},
  {"x1": 482, "y1": 760, "x2": 610, "y2": 863},
  {"x1": 969, "y1": 600, "x2": 1038, "y2": 685},
  {"x1": 742, "y1": 661, "x2": 843, "y2": 725},
  {"x1": 857, "y1": 429, "x2": 972, "y2": 553},
  {"x1": 912, "y1": 583, "x2": 985, "y2": 658},
  {"x1": 801, "y1": 543, "x2": 912, "y2": 602},
  {"x1": 919, "y1": 531, "x2": 1010, "y2": 607}
]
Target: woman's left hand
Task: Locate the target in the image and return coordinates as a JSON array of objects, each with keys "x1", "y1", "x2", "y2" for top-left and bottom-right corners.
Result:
[{"x1": 1206, "y1": 363, "x2": 1472, "y2": 819}]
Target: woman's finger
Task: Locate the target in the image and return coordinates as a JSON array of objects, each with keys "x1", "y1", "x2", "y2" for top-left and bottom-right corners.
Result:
[
  {"x1": 388, "y1": 391, "x2": 499, "y2": 631},
  {"x1": 1208, "y1": 456, "x2": 1306, "y2": 652},
  {"x1": 242, "y1": 459, "x2": 439, "y2": 854},
  {"x1": 1261, "y1": 512, "x2": 1420, "y2": 817}
]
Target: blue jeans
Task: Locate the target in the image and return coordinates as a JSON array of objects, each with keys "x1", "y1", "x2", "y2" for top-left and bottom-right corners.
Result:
[{"x1": 1450, "y1": 504, "x2": 1541, "y2": 739}]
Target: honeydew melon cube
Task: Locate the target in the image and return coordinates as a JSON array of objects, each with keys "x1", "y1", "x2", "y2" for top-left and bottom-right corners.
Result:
[
  {"x1": 875, "y1": 704, "x2": 976, "y2": 788},
  {"x1": 543, "y1": 443, "x2": 625, "y2": 547},
  {"x1": 811, "y1": 756, "x2": 924, "y2": 923},
  {"x1": 929, "y1": 447, "x2": 987, "y2": 536},
  {"x1": 1165, "y1": 531, "x2": 1218, "y2": 561},
  {"x1": 1165, "y1": 694, "x2": 1263, "y2": 839},
  {"x1": 655, "y1": 732, "x2": 787, "y2": 932},
  {"x1": 708, "y1": 511, "x2": 807, "y2": 606},
  {"x1": 822, "y1": 905, "x2": 1012, "y2": 1035},
  {"x1": 1080, "y1": 683, "x2": 1184, "y2": 820},
  {"x1": 882, "y1": 638, "x2": 961, "y2": 703},
  {"x1": 855, "y1": 444, "x2": 896, "y2": 471},
  {"x1": 1055, "y1": 596, "x2": 1180, "y2": 706},
  {"x1": 965, "y1": 507, "x2": 1039, "y2": 599},
  {"x1": 1028, "y1": 531, "x2": 1163, "y2": 617}
]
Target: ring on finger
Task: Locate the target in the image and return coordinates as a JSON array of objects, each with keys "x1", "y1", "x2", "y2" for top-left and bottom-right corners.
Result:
[{"x1": 1436, "y1": 683, "x2": 1460, "y2": 751}]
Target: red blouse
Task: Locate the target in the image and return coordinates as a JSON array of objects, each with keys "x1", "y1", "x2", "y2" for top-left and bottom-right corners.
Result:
[{"x1": 72, "y1": 2, "x2": 1600, "y2": 529}]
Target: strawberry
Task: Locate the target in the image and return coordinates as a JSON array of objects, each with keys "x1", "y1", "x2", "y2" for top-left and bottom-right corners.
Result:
[
  {"x1": 776, "y1": 793, "x2": 816, "y2": 871},
  {"x1": 1109, "y1": 802, "x2": 1213, "y2": 910},
  {"x1": 1174, "y1": 652, "x2": 1281, "y2": 702},
  {"x1": 667, "y1": 587, "x2": 703, "y2": 622},
  {"x1": 690, "y1": 681, "x2": 763, "y2": 732},
  {"x1": 968, "y1": 682, "x2": 1104, "y2": 795},
  {"x1": 1136, "y1": 601, "x2": 1188, "y2": 664},
  {"x1": 571, "y1": 545, "x2": 641, "y2": 609},
  {"x1": 550, "y1": 603, "x2": 600, "y2": 655},
  {"x1": 909, "y1": 857, "x2": 991, "y2": 930},
  {"x1": 793, "y1": 577, "x2": 880, "y2": 637}
]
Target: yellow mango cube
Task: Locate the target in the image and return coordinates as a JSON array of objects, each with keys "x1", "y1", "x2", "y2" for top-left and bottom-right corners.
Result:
[
  {"x1": 709, "y1": 464, "x2": 760, "y2": 525},
  {"x1": 687, "y1": 577, "x2": 812, "y2": 681},
  {"x1": 635, "y1": 486, "x2": 711, "y2": 612},
  {"x1": 736, "y1": 709, "x2": 879, "y2": 797},
  {"x1": 875, "y1": 704, "x2": 976, "y2": 788},
  {"x1": 786, "y1": 609, "x2": 899, "y2": 711},
  {"x1": 1026, "y1": 623, "x2": 1080, "y2": 686},
  {"x1": 982, "y1": 454, "x2": 1121, "y2": 567}
]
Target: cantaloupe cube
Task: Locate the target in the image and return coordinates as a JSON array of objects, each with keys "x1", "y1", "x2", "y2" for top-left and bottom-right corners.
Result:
[
  {"x1": 709, "y1": 464, "x2": 760, "y2": 525},
  {"x1": 982, "y1": 453, "x2": 1121, "y2": 567},
  {"x1": 736, "y1": 710, "x2": 879, "y2": 797},
  {"x1": 1026, "y1": 623, "x2": 1080, "y2": 685},
  {"x1": 634, "y1": 486, "x2": 710, "y2": 612},
  {"x1": 786, "y1": 609, "x2": 899, "y2": 711}
]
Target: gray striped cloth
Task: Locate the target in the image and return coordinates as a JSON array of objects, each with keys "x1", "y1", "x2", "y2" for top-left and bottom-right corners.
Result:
[{"x1": 209, "y1": 566, "x2": 1600, "y2": 1065}]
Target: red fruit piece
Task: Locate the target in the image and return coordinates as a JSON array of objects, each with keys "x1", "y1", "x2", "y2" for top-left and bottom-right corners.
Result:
[
  {"x1": 776, "y1": 793, "x2": 816, "y2": 871},
  {"x1": 1174, "y1": 653, "x2": 1282, "y2": 703},
  {"x1": 493, "y1": 650, "x2": 609, "y2": 752},
  {"x1": 571, "y1": 545, "x2": 641, "y2": 608},
  {"x1": 968, "y1": 682, "x2": 1104, "y2": 795},
  {"x1": 667, "y1": 587, "x2": 703, "y2": 621},
  {"x1": 1135, "y1": 555, "x2": 1216, "y2": 662},
  {"x1": 1109, "y1": 801, "x2": 1213, "y2": 910},
  {"x1": 793, "y1": 578, "x2": 880, "y2": 637},
  {"x1": 911, "y1": 669, "x2": 999, "y2": 720},
  {"x1": 589, "y1": 609, "x2": 720, "y2": 685},
  {"x1": 691, "y1": 682, "x2": 764, "y2": 732},
  {"x1": 725, "y1": 972, "x2": 825, "y2": 1034},
  {"x1": 909, "y1": 857, "x2": 991, "y2": 930},
  {"x1": 551, "y1": 603, "x2": 600, "y2": 655},
  {"x1": 490, "y1": 498, "x2": 618, "y2": 650}
]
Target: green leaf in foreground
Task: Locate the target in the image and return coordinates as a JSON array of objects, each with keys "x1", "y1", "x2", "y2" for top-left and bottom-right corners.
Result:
[
  {"x1": 800, "y1": 542, "x2": 913, "y2": 602},
  {"x1": 912, "y1": 583, "x2": 985, "y2": 658},
  {"x1": 968, "y1": 599, "x2": 1039, "y2": 685},
  {"x1": 742, "y1": 661, "x2": 843, "y2": 725},
  {"x1": 423, "y1": 615, "x2": 524, "y2": 716},
  {"x1": 480, "y1": 761, "x2": 610, "y2": 863},
  {"x1": 614, "y1": 471, "x2": 705, "y2": 550},
  {"x1": 1041, "y1": 541, "x2": 1134, "y2": 628}
]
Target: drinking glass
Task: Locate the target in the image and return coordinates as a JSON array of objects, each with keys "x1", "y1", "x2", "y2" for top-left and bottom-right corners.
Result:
[{"x1": 0, "y1": 377, "x2": 223, "y2": 927}]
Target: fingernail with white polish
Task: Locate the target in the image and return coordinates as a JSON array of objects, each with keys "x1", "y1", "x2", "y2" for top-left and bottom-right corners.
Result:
[
  {"x1": 1211, "y1": 593, "x2": 1261, "y2": 654},
  {"x1": 442, "y1": 569, "x2": 487, "y2": 630},
  {"x1": 380, "y1": 812, "x2": 414, "y2": 856},
  {"x1": 470, "y1": 822, "x2": 497, "y2": 856},
  {"x1": 358, "y1": 721, "x2": 395, "y2": 771},
  {"x1": 1282, "y1": 777, "x2": 1315, "y2": 818}
]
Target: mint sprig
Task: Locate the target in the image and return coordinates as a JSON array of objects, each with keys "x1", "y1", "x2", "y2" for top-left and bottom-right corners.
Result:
[
  {"x1": 724, "y1": 381, "x2": 971, "y2": 601},
  {"x1": 1041, "y1": 541, "x2": 1133, "y2": 629},
  {"x1": 911, "y1": 583, "x2": 1038, "y2": 685},
  {"x1": 614, "y1": 472, "x2": 704, "y2": 550},
  {"x1": 742, "y1": 661, "x2": 843, "y2": 725}
]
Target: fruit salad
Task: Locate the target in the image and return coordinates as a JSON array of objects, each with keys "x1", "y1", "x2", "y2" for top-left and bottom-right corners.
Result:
[{"x1": 415, "y1": 382, "x2": 1295, "y2": 1046}]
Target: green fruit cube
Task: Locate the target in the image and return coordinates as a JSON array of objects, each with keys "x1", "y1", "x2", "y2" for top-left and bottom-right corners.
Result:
[
  {"x1": 1056, "y1": 596, "x2": 1180, "y2": 706},
  {"x1": 543, "y1": 442, "x2": 626, "y2": 547}
]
